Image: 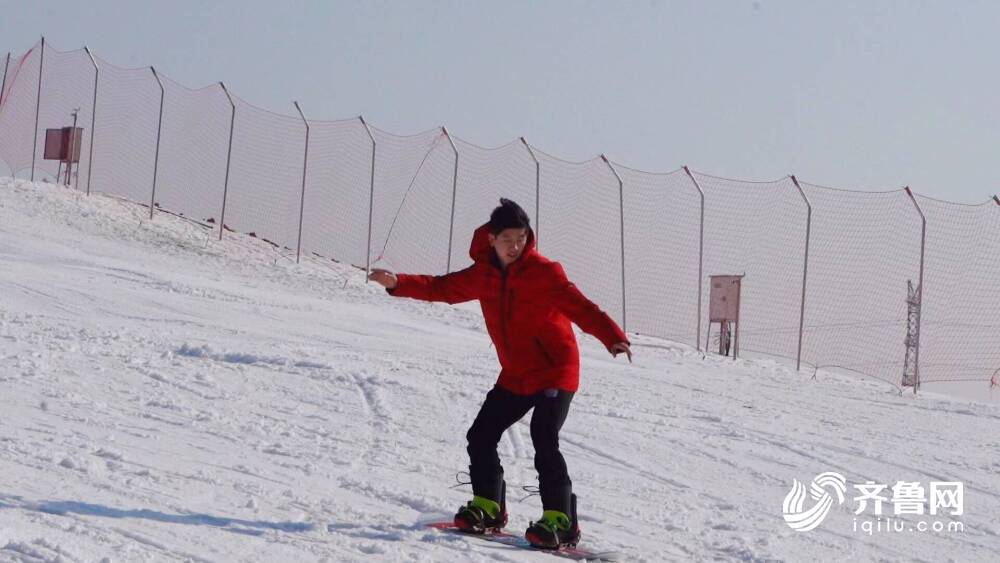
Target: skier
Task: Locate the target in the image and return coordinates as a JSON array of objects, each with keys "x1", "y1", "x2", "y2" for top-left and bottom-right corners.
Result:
[{"x1": 369, "y1": 198, "x2": 631, "y2": 549}]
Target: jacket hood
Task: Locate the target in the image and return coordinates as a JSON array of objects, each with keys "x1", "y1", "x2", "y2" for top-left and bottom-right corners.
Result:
[{"x1": 469, "y1": 223, "x2": 537, "y2": 265}]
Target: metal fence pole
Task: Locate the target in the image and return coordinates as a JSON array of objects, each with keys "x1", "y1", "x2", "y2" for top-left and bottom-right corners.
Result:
[
  {"x1": 904, "y1": 186, "x2": 926, "y2": 394},
  {"x1": 293, "y1": 101, "x2": 310, "y2": 264},
  {"x1": 30, "y1": 37, "x2": 45, "y2": 182},
  {"x1": 520, "y1": 137, "x2": 540, "y2": 248},
  {"x1": 683, "y1": 166, "x2": 706, "y2": 352},
  {"x1": 602, "y1": 155, "x2": 628, "y2": 333},
  {"x1": 360, "y1": 115, "x2": 376, "y2": 279},
  {"x1": 0, "y1": 51, "x2": 9, "y2": 178},
  {"x1": 218, "y1": 82, "x2": 236, "y2": 240},
  {"x1": 0, "y1": 52, "x2": 10, "y2": 108},
  {"x1": 65, "y1": 108, "x2": 79, "y2": 187},
  {"x1": 442, "y1": 126, "x2": 459, "y2": 274},
  {"x1": 83, "y1": 47, "x2": 98, "y2": 196},
  {"x1": 149, "y1": 66, "x2": 165, "y2": 220},
  {"x1": 790, "y1": 175, "x2": 813, "y2": 371}
]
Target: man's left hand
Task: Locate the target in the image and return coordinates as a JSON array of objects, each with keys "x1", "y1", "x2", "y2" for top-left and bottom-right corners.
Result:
[{"x1": 611, "y1": 342, "x2": 632, "y2": 363}]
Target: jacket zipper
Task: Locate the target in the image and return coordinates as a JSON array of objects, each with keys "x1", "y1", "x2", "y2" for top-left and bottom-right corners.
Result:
[
  {"x1": 500, "y1": 269, "x2": 510, "y2": 350},
  {"x1": 535, "y1": 337, "x2": 554, "y2": 366}
]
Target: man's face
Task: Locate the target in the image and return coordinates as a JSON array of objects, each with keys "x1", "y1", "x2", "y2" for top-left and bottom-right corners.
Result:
[{"x1": 489, "y1": 228, "x2": 528, "y2": 267}]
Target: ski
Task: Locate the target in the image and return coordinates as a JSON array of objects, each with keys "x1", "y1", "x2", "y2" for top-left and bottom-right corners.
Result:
[{"x1": 425, "y1": 521, "x2": 622, "y2": 561}]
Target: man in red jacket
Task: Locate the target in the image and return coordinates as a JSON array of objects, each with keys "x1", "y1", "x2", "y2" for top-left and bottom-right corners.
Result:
[{"x1": 369, "y1": 199, "x2": 630, "y2": 549}]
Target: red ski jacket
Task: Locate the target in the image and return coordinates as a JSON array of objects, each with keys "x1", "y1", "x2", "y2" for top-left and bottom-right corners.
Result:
[{"x1": 389, "y1": 224, "x2": 627, "y2": 395}]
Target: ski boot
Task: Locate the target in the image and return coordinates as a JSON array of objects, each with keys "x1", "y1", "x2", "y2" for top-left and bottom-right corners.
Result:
[
  {"x1": 525, "y1": 493, "x2": 581, "y2": 549},
  {"x1": 454, "y1": 480, "x2": 507, "y2": 534}
]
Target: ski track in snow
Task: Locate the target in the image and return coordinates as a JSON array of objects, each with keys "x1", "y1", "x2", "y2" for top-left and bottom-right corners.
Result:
[{"x1": 1, "y1": 178, "x2": 999, "y2": 562}]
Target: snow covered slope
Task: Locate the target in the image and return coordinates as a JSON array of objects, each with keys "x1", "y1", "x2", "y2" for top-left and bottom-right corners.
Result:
[{"x1": 1, "y1": 178, "x2": 998, "y2": 562}]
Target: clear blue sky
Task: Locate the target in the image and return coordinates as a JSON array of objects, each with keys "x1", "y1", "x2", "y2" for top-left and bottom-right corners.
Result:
[{"x1": 2, "y1": 0, "x2": 998, "y2": 203}]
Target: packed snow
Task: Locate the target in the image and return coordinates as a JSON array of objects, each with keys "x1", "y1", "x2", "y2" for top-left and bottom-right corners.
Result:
[{"x1": 1, "y1": 177, "x2": 998, "y2": 562}]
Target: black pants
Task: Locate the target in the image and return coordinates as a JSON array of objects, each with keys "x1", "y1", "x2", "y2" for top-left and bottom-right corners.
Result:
[{"x1": 466, "y1": 385, "x2": 574, "y2": 514}]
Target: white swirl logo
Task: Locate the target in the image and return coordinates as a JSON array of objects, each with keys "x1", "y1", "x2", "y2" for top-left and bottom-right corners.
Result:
[{"x1": 783, "y1": 472, "x2": 847, "y2": 532}]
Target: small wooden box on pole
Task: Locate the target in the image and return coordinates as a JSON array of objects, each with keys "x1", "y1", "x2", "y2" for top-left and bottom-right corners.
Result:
[
  {"x1": 708, "y1": 274, "x2": 744, "y2": 358},
  {"x1": 43, "y1": 124, "x2": 83, "y2": 186}
]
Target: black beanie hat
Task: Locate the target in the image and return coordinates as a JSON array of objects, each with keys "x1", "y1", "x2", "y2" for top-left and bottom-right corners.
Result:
[{"x1": 489, "y1": 198, "x2": 531, "y2": 234}]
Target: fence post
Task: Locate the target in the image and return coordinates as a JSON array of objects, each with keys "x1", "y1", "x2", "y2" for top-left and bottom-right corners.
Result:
[
  {"x1": 904, "y1": 186, "x2": 926, "y2": 394},
  {"x1": 30, "y1": 37, "x2": 45, "y2": 182},
  {"x1": 601, "y1": 155, "x2": 628, "y2": 332},
  {"x1": 359, "y1": 115, "x2": 376, "y2": 279},
  {"x1": 0, "y1": 52, "x2": 10, "y2": 108},
  {"x1": 83, "y1": 47, "x2": 98, "y2": 196},
  {"x1": 442, "y1": 126, "x2": 459, "y2": 274},
  {"x1": 218, "y1": 82, "x2": 236, "y2": 240},
  {"x1": 790, "y1": 175, "x2": 812, "y2": 371},
  {"x1": 683, "y1": 166, "x2": 706, "y2": 352},
  {"x1": 520, "y1": 137, "x2": 541, "y2": 248},
  {"x1": 65, "y1": 109, "x2": 79, "y2": 188},
  {"x1": 293, "y1": 101, "x2": 310, "y2": 264},
  {"x1": 149, "y1": 67, "x2": 165, "y2": 220}
]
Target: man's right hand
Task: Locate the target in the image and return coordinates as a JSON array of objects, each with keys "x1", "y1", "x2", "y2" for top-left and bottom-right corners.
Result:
[{"x1": 368, "y1": 269, "x2": 398, "y2": 289}]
